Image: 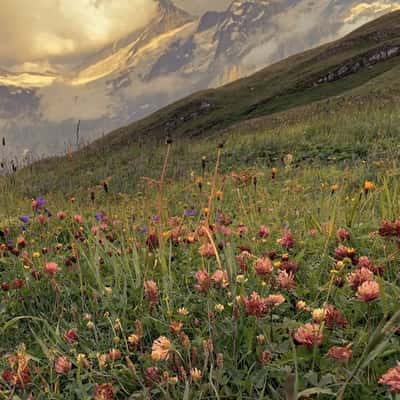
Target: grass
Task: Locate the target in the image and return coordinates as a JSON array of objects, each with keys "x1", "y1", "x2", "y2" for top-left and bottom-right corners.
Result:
[
  {"x1": 2, "y1": 127, "x2": 400, "y2": 397},
  {"x1": 1, "y1": 11, "x2": 400, "y2": 399}
]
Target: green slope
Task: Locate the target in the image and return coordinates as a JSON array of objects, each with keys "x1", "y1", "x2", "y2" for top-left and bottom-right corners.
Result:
[
  {"x1": 8, "y1": 10, "x2": 400, "y2": 197},
  {"x1": 101, "y1": 10, "x2": 400, "y2": 147}
]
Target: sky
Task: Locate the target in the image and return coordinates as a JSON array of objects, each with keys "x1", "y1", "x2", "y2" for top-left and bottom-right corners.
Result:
[{"x1": 0, "y1": 0, "x2": 231, "y2": 70}]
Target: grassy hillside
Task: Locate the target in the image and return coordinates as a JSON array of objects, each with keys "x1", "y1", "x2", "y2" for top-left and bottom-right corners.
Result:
[
  {"x1": 3, "y1": 12, "x2": 400, "y2": 400},
  {"x1": 3, "y1": 11, "x2": 400, "y2": 199}
]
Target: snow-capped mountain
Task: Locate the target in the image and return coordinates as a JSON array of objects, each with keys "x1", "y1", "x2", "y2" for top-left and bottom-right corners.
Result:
[{"x1": 2, "y1": 0, "x2": 400, "y2": 157}]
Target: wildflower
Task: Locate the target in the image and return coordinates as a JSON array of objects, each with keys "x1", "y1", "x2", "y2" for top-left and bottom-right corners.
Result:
[
  {"x1": 364, "y1": 180, "x2": 375, "y2": 194},
  {"x1": 379, "y1": 362, "x2": 400, "y2": 393},
  {"x1": 259, "y1": 350, "x2": 272, "y2": 365},
  {"x1": 57, "y1": 211, "x2": 66, "y2": 220},
  {"x1": 331, "y1": 184, "x2": 338, "y2": 194},
  {"x1": 144, "y1": 280, "x2": 159, "y2": 304},
  {"x1": 17, "y1": 236, "x2": 26, "y2": 248},
  {"x1": 258, "y1": 225, "x2": 270, "y2": 239},
  {"x1": 97, "y1": 354, "x2": 107, "y2": 369},
  {"x1": 95, "y1": 212, "x2": 104, "y2": 221},
  {"x1": 184, "y1": 208, "x2": 196, "y2": 217},
  {"x1": 64, "y1": 329, "x2": 78, "y2": 344},
  {"x1": 357, "y1": 280, "x2": 380, "y2": 302},
  {"x1": 311, "y1": 308, "x2": 326, "y2": 323},
  {"x1": 216, "y1": 191, "x2": 223, "y2": 200},
  {"x1": 327, "y1": 344, "x2": 352, "y2": 362},
  {"x1": 280, "y1": 259, "x2": 299, "y2": 274},
  {"x1": 211, "y1": 269, "x2": 229, "y2": 288},
  {"x1": 74, "y1": 214, "x2": 83, "y2": 225},
  {"x1": 308, "y1": 229, "x2": 318, "y2": 236},
  {"x1": 324, "y1": 304, "x2": 348, "y2": 329},
  {"x1": 336, "y1": 228, "x2": 350, "y2": 241},
  {"x1": 271, "y1": 167, "x2": 278, "y2": 179},
  {"x1": 146, "y1": 231, "x2": 159, "y2": 249},
  {"x1": 12, "y1": 278, "x2": 23, "y2": 290},
  {"x1": 335, "y1": 246, "x2": 357, "y2": 263},
  {"x1": 255, "y1": 257, "x2": 273, "y2": 276},
  {"x1": 348, "y1": 267, "x2": 374, "y2": 291},
  {"x1": 151, "y1": 336, "x2": 171, "y2": 361},
  {"x1": 55, "y1": 356, "x2": 72, "y2": 375},
  {"x1": 243, "y1": 292, "x2": 268, "y2": 318},
  {"x1": 237, "y1": 223, "x2": 248, "y2": 236},
  {"x1": 190, "y1": 368, "x2": 202, "y2": 382},
  {"x1": 266, "y1": 294, "x2": 285, "y2": 307},
  {"x1": 177, "y1": 307, "x2": 189, "y2": 316},
  {"x1": 278, "y1": 230, "x2": 295, "y2": 250},
  {"x1": 94, "y1": 383, "x2": 114, "y2": 400},
  {"x1": 199, "y1": 242, "x2": 215, "y2": 258},
  {"x1": 257, "y1": 335, "x2": 266, "y2": 345},
  {"x1": 294, "y1": 323, "x2": 323, "y2": 347},
  {"x1": 379, "y1": 220, "x2": 399, "y2": 238},
  {"x1": 214, "y1": 304, "x2": 225, "y2": 312},
  {"x1": 277, "y1": 270, "x2": 296, "y2": 289},
  {"x1": 108, "y1": 349, "x2": 121, "y2": 361},
  {"x1": 169, "y1": 321, "x2": 183, "y2": 335},
  {"x1": 19, "y1": 215, "x2": 30, "y2": 224},
  {"x1": 128, "y1": 334, "x2": 140, "y2": 348},
  {"x1": 44, "y1": 262, "x2": 60, "y2": 276},
  {"x1": 195, "y1": 270, "x2": 211, "y2": 292},
  {"x1": 296, "y1": 300, "x2": 307, "y2": 311}
]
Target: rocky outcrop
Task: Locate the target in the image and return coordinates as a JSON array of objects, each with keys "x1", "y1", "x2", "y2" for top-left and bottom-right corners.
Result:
[{"x1": 315, "y1": 45, "x2": 400, "y2": 85}]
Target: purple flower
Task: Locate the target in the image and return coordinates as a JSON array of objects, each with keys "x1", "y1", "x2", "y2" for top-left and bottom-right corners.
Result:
[
  {"x1": 152, "y1": 215, "x2": 160, "y2": 223},
  {"x1": 139, "y1": 226, "x2": 148, "y2": 234},
  {"x1": 95, "y1": 212, "x2": 104, "y2": 222},
  {"x1": 19, "y1": 215, "x2": 30, "y2": 224},
  {"x1": 37, "y1": 197, "x2": 45, "y2": 207},
  {"x1": 184, "y1": 208, "x2": 197, "y2": 217}
]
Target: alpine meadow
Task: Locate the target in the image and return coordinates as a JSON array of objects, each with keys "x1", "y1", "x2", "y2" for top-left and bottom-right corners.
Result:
[{"x1": 2, "y1": 2, "x2": 400, "y2": 399}]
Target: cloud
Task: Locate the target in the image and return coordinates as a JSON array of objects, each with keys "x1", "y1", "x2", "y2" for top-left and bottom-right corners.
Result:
[
  {"x1": 0, "y1": 0, "x2": 158, "y2": 66},
  {"x1": 174, "y1": 0, "x2": 231, "y2": 14}
]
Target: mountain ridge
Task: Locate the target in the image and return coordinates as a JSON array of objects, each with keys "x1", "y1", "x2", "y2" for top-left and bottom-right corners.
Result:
[{"x1": 1, "y1": 0, "x2": 400, "y2": 156}]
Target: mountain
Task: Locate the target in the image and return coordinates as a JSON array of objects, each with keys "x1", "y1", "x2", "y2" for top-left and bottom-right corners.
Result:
[
  {"x1": 1, "y1": 0, "x2": 400, "y2": 157},
  {"x1": 12, "y1": 10, "x2": 400, "y2": 197}
]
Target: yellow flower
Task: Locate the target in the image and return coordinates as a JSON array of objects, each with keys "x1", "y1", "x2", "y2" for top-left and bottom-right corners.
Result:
[
  {"x1": 151, "y1": 336, "x2": 171, "y2": 361},
  {"x1": 162, "y1": 231, "x2": 171, "y2": 239},
  {"x1": 312, "y1": 308, "x2": 326, "y2": 323},
  {"x1": 296, "y1": 300, "x2": 307, "y2": 311},
  {"x1": 177, "y1": 307, "x2": 189, "y2": 316},
  {"x1": 190, "y1": 368, "x2": 203, "y2": 382},
  {"x1": 128, "y1": 334, "x2": 140, "y2": 347},
  {"x1": 214, "y1": 304, "x2": 224, "y2": 313},
  {"x1": 364, "y1": 180, "x2": 375, "y2": 192},
  {"x1": 186, "y1": 234, "x2": 196, "y2": 243},
  {"x1": 32, "y1": 252, "x2": 40, "y2": 258}
]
